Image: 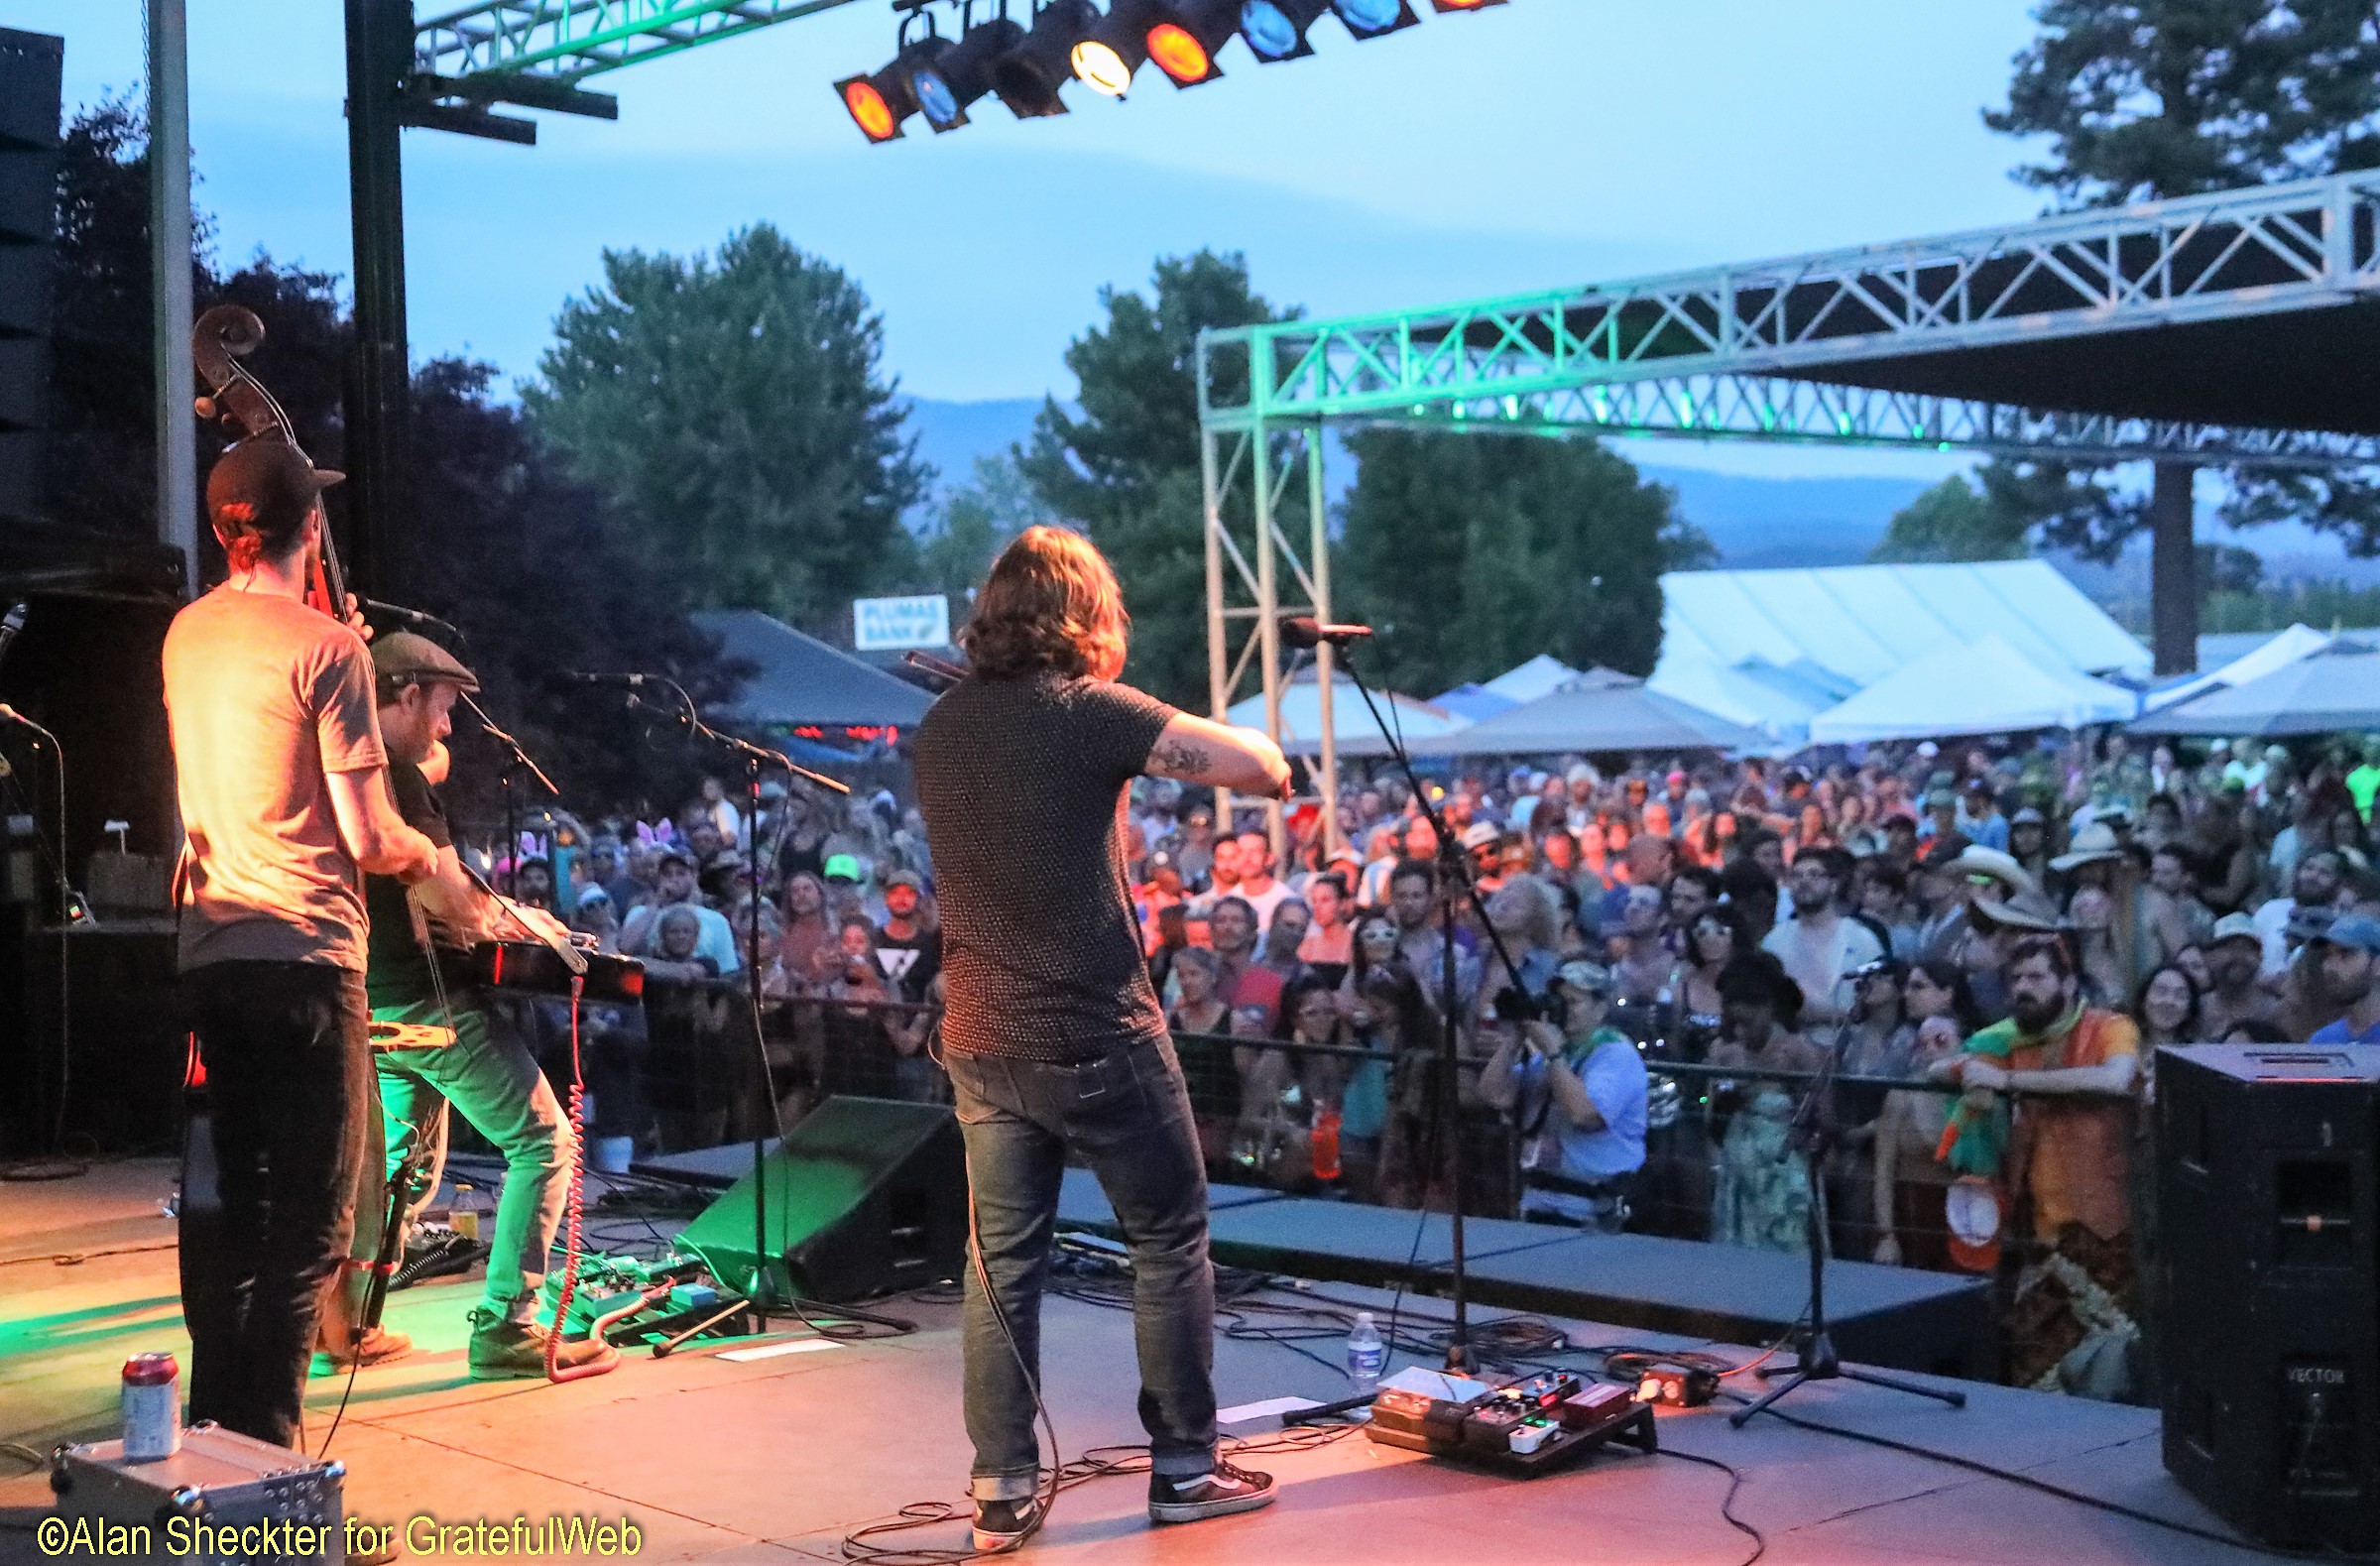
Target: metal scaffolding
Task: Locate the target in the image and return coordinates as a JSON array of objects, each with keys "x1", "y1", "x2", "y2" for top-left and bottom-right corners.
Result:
[
  {"x1": 1197, "y1": 168, "x2": 2380, "y2": 773},
  {"x1": 415, "y1": 0, "x2": 863, "y2": 83}
]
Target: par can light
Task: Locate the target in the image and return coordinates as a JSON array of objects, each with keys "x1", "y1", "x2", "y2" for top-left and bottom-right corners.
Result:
[
  {"x1": 1145, "y1": 0, "x2": 1238, "y2": 85},
  {"x1": 1072, "y1": 0, "x2": 1166, "y2": 96},
  {"x1": 910, "y1": 17, "x2": 1021, "y2": 130},
  {"x1": 1334, "y1": 0, "x2": 1419, "y2": 38},
  {"x1": 1239, "y1": 0, "x2": 1326, "y2": 61},
  {"x1": 991, "y1": 0, "x2": 1102, "y2": 118}
]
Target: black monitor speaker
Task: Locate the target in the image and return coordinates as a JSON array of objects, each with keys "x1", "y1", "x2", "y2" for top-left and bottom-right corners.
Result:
[{"x1": 679, "y1": 1096, "x2": 967, "y2": 1304}]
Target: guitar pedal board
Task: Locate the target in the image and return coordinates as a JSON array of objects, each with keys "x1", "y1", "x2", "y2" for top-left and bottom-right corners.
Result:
[{"x1": 1367, "y1": 1372, "x2": 1658, "y2": 1476}]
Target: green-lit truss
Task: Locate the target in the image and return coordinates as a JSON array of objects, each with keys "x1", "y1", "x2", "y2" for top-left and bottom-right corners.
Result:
[
  {"x1": 1195, "y1": 170, "x2": 2380, "y2": 806},
  {"x1": 415, "y1": 0, "x2": 864, "y2": 84}
]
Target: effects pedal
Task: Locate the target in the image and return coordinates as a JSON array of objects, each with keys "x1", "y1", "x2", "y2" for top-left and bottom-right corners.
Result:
[
  {"x1": 1633, "y1": 1363, "x2": 1720, "y2": 1408},
  {"x1": 1368, "y1": 1374, "x2": 1658, "y2": 1477}
]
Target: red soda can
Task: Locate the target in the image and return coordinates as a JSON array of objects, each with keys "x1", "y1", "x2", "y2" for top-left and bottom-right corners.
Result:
[{"x1": 121, "y1": 1352, "x2": 180, "y2": 1461}]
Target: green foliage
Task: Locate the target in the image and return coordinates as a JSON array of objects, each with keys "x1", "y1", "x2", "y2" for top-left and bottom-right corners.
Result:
[
  {"x1": 2202, "y1": 577, "x2": 2380, "y2": 635},
  {"x1": 1015, "y1": 251, "x2": 1297, "y2": 707},
  {"x1": 1986, "y1": 0, "x2": 2380, "y2": 208},
  {"x1": 912, "y1": 454, "x2": 1050, "y2": 602},
  {"x1": 38, "y1": 102, "x2": 731, "y2": 820},
  {"x1": 1336, "y1": 430, "x2": 1691, "y2": 696},
  {"x1": 394, "y1": 360, "x2": 737, "y2": 823},
  {"x1": 1869, "y1": 473, "x2": 2033, "y2": 563},
  {"x1": 525, "y1": 224, "x2": 928, "y2": 635},
  {"x1": 1984, "y1": 2, "x2": 2380, "y2": 562}
]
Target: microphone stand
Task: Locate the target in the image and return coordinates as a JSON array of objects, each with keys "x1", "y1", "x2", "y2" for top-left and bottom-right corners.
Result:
[
  {"x1": 1728, "y1": 1018, "x2": 1965, "y2": 1425},
  {"x1": 644, "y1": 677, "x2": 848, "y2": 1314},
  {"x1": 1330, "y1": 643, "x2": 1531, "y2": 1376},
  {"x1": 461, "y1": 693, "x2": 558, "y2": 903}
]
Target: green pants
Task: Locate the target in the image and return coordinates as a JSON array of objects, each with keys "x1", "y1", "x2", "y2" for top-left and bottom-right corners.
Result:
[{"x1": 373, "y1": 995, "x2": 575, "y2": 1322}]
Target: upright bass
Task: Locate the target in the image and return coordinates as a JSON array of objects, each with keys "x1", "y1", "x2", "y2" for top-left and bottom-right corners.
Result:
[{"x1": 190, "y1": 304, "x2": 351, "y2": 621}]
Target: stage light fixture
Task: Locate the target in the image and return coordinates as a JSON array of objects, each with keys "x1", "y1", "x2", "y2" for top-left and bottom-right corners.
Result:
[
  {"x1": 835, "y1": 56, "x2": 922, "y2": 142},
  {"x1": 990, "y1": 0, "x2": 1102, "y2": 118},
  {"x1": 909, "y1": 17, "x2": 1023, "y2": 131},
  {"x1": 1429, "y1": 0, "x2": 1505, "y2": 9},
  {"x1": 1333, "y1": 0, "x2": 1420, "y2": 38},
  {"x1": 1072, "y1": 0, "x2": 1167, "y2": 96},
  {"x1": 1145, "y1": 0, "x2": 1238, "y2": 86},
  {"x1": 1239, "y1": 0, "x2": 1327, "y2": 61}
]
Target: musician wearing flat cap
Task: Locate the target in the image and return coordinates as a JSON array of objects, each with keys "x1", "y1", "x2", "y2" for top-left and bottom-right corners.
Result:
[{"x1": 346, "y1": 631, "x2": 618, "y2": 1381}]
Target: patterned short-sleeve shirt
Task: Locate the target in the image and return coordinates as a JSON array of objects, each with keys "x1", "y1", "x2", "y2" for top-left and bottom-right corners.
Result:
[{"x1": 913, "y1": 671, "x2": 1177, "y2": 1063}]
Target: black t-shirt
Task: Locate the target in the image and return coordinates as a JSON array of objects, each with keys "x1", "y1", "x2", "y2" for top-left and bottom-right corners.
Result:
[
  {"x1": 364, "y1": 759, "x2": 451, "y2": 1009},
  {"x1": 913, "y1": 672, "x2": 1175, "y2": 1063},
  {"x1": 875, "y1": 924, "x2": 943, "y2": 1004}
]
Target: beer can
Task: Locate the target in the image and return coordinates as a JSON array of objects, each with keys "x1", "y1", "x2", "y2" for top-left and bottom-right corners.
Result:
[{"x1": 120, "y1": 1351, "x2": 180, "y2": 1461}]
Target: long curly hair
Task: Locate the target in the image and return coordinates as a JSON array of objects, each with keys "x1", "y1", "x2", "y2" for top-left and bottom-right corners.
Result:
[{"x1": 957, "y1": 525, "x2": 1130, "y2": 681}]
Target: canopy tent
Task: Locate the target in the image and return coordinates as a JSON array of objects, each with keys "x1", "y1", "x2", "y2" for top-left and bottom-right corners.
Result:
[
  {"x1": 1806, "y1": 634, "x2": 2139, "y2": 744},
  {"x1": 1409, "y1": 675, "x2": 1768, "y2": 757},
  {"x1": 2146, "y1": 623, "x2": 2334, "y2": 712},
  {"x1": 1429, "y1": 682, "x2": 1521, "y2": 724},
  {"x1": 2129, "y1": 647, "x2": 2380, "y2": 738},
  {"x1": 1483, "y1": 654, "x2": 1583, "y2": 704},
  {"x1": 1227, "y1": 670, "x2": 1469, "y2": 758},
  {"x1": 1659, "y1": 561, "x2": 2152, "y2": 688},
  {"x1": 693, "y1": 609, "x2": 932, "y2": 733},
  {"x1": 1647, "y1": 655, "x2": 1838, "y2": 746}
]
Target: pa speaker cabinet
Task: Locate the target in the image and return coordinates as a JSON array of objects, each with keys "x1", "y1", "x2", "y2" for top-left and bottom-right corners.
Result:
[
  {"x1": 2157, "y1": 1044, "x2": 2379, "y2": 1552},
  {"x1": 680, "y1": 1096, "x2": 966, "y2": 1304}
]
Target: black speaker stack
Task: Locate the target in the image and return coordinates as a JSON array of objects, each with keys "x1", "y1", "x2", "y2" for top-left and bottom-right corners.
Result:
[{"x1": 2157, "y1": 1043, "x2": 2378, "y2": 1553}]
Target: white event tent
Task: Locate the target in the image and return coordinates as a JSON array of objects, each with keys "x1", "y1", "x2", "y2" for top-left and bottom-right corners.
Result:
[
  {"x1": 1226, "y1": 670, "x2": 1469, "y2": 758},
  {"x1": 1807, "y1": 634, "x2": 2140, "y2": 744}
]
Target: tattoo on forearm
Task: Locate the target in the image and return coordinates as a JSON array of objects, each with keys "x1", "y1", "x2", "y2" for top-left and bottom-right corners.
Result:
[{"x1": 1153, "y1": 740, "x2": 1212, "y2": 777}]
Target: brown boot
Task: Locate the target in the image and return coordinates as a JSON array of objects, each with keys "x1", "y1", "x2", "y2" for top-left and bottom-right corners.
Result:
[
  {"x1": 310, "y1": 1325, "x2": 413, "y2": 1377},
  {"x1": 467, "y1": 1308, "x2": 620, "y2": 1381}
]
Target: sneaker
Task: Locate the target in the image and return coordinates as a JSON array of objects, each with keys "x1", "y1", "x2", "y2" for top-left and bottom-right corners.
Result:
[
  {"x1": 1148, "y1": 1460, "x2": 1276, "y2": 1525},
  {"x1": 309, "y1": 1326, "x2": 413, "y2": 1378},
  {"x1": 970, "y1": 1496, "x2": 1043, "y2": 1554},
  {"x1": 467, "y1": 1309, "x2": 620, "y2": 1381}
]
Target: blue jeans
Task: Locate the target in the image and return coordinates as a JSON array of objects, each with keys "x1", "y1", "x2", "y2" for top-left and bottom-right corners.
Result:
[
  {"x1": 945, "y1": 1038, "x2": 1218, "y2": 1501},
  {"x1": 374, "y1": 996, "x2": 574, "y2": 1323}
]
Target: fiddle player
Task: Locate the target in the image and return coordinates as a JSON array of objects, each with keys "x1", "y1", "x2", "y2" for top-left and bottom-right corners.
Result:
[
  {"x1": 350, "y1": 632, "x2": 617, "y2": 1380},
  {"x1": 165, "y1": 440, "x2": 439, "y2": 1450}
]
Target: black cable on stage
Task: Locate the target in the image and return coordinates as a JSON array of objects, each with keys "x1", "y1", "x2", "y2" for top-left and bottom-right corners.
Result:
[
  {"x1": 1657, "y1": 1447, "x2": 1766, "y2": 1566},
  {"x1": 1724, "y1": 1395, "x2": 2325, "y2": 1561}
]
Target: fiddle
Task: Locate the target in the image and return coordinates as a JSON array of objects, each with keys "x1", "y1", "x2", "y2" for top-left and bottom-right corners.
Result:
[{"x1": 192, "y1": 304, "x2": 349, "y2": 621}]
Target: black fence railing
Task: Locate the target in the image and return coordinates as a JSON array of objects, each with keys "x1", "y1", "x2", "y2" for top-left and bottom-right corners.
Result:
[{"x1": 480, "y1": 981, "x2": 2154, "y2": 1389}]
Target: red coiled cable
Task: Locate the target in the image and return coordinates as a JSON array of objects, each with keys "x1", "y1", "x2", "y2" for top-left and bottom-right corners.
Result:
[{"x1": 544, "y1": 974, "x2": 609, "y2": 1383}]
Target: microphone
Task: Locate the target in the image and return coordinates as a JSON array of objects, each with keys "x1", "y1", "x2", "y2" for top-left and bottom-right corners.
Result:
[
  {"x1": 1280, "y1": 617, "x2": 1374, "y2": 651},
  {"x1": 366, "y1": 598, "x2": 465, "y2": 644},
  {"x1": 0, "y1": 602, "x2": 25, "y2": 670}
]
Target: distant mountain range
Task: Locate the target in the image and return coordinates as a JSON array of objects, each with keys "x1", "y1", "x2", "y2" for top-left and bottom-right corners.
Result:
[{"x1": 899, "y1": 396, "x2": 2380, "y2": 590}]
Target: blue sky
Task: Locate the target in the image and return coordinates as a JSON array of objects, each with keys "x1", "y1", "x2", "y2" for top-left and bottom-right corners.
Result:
[{"x1": 6, "y1": 0, "x2": 2052, "y2": 482}]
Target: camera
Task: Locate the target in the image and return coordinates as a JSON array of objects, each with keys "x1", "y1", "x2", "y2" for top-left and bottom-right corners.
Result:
[{"x1": 1491, "y1": 985, "x2": 1567, "y2": 1028}]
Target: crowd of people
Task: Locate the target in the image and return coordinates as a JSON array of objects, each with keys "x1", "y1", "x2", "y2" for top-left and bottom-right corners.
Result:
[{"x1": 485, "y1": 728, "x2": 2380, "y2": 1400}]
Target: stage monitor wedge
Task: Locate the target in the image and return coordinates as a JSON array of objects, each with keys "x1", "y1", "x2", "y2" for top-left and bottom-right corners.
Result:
[{"x1": 679, "y1": 1096, "x2": 967, "y2": 1305}]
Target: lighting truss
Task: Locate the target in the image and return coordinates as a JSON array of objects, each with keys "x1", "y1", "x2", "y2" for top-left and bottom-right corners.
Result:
[
  {"x1": 1200, "y1": 169, "x2": 2380, "y2": 428},
  {"x1": 414, "y1": 0, "x2": 869, "y2": 85}
]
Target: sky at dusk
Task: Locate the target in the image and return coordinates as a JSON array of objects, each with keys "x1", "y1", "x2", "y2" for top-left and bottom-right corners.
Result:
[{"x1": 4, "y1": 1, "x2": 2055, "y2": 482}]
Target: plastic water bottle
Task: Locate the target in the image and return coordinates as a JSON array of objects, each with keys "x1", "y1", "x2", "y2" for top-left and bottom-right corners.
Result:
[{"x1": 1346, "y1": 1311, "x2": 1385, "y2": 1390}]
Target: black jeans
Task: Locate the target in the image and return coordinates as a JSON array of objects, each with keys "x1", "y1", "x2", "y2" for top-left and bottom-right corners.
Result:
[
  {"x1": 181, "y1": 960, "x2": 369, "y2": 1450},
  {"x1": 944, "y1": 1037, "x2": 1218, "y2": 1501}
]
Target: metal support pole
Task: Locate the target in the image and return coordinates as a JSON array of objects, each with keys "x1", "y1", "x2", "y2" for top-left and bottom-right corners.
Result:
[
  {"x1": 1306, "y1": 423, "x2": 1339, "y2": 858},
  {"x1": 2148, "y1": 460, "x2": 2198, "y2": 676},
  {"x1": 344, "y1": 0, "x2": 414, "y2": 593},
  {"x1": 1200, "y1": 423, "x2": 1233, "y2": 831},
  {"x1": 148, "y1": 0, "x2": 196, "y2": 598},
  {"x1": 1250, "y1": 419, "x2": 1284, "y2": 858}
]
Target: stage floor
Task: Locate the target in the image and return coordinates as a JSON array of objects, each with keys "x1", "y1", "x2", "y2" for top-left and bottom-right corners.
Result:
[{"x1": 0, "y1": 1159, "x2": 2274, "y2": 1565}]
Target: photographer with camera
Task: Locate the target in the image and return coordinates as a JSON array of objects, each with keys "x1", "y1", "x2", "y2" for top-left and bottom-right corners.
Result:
[{"x1": 1479, "y1": 961, "x2": 1649, "y2": 1233}]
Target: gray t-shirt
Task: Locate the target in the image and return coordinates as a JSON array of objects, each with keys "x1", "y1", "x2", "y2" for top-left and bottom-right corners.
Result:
[
  {"x1": 163, "y1": 587, "x2": 386, "y2": 972},
  {"x1": 913, "y1": 672, "x2": 1175, "y2": 1064}
]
